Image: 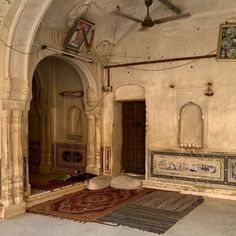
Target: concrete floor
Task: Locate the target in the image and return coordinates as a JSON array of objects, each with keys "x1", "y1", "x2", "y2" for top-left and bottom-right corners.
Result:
[{"x1": 1, "y1": 197, "x2": 236, "y2": 236}]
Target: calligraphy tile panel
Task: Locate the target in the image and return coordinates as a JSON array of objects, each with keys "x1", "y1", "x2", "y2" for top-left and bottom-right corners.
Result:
[{"x1": 150, "y1": 150, "x2": 236, "y2": 186}]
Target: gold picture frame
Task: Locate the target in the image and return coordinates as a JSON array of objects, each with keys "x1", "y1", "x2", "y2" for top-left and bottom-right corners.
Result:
[{"x1": 64, "y1": 18, "x2": 94, "y2": 52}]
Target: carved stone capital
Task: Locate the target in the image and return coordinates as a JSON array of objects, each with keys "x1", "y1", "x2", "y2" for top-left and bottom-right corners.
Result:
[
  {"x1": 86, "y1": 87, "x2": 97, "y2": 107},
  {"x1": 22, "y1": 80, "x2": 29, "y2": 95},
  {"x1": 2, "y1": 77, "x2": 13, "y2": 99}
]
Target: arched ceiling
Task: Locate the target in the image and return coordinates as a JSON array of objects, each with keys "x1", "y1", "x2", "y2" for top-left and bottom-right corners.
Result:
[
  {"x1": 3, "y1": 0, "x2": 235, "y2": 65},
  {"x1": 39, "y1": 0, "x2": 236, "y2": 47}
]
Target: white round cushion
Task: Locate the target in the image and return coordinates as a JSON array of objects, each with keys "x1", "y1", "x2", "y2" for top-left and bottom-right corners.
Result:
[
  {"x1": 110, "y1": 175, "x2": 142, "y2": 190},
  {"x1": 87, "y1": 176, "x2": 112, "y2": 190}
]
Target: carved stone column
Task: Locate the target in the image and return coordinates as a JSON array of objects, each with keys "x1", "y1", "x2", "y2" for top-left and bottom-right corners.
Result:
[
  {"x1": 86, "y1": 114, "x2": 97, "y2": 174},
  {"x1": 0, "y1": 108, "x2": 26, "y2": 218},
  {"x1": 1, "y1": 110, "x2": 13, "y2": 207},
  {"x1": 2, "y1": 77, "x2": 13, "y2": 100},
  {"x1": 11, "y1": 110, "x2": 24, "y2": 204},
  {"x1": 22, "y1": 111, "x2": 30, "y2": 197},
  {"x1": 95, "y1": 114, "x2": 101, "y2": 173}
]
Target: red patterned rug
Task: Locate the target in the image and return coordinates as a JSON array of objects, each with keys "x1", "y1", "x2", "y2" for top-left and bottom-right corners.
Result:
[
  {"x1": 30, "y1": 173, "x2": 96, "y2": 190},
  {"x1": 27, "y1": 187, "x2": 152, "y2": 222}
]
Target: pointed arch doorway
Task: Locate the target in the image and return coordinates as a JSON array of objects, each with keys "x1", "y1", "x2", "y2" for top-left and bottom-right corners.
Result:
[{"x1": 28, "y1": 56, "x2": 88, "y2": 194}]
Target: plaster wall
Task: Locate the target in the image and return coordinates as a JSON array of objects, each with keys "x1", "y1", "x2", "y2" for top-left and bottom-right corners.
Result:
[
  {"x1": 1, "y1": 0, "x2": 236, "y2": 218},
  {"x1": 36, "y1": 57, "x2": 87, "y2": 144},
  {"x1": 103, "y1": 9, "x2": 236, "y2": 183}
]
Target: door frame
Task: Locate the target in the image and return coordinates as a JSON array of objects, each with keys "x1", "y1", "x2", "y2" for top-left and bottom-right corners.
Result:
[{"x1": 112, "y1": 99, "x2": 146, "y2": 176}]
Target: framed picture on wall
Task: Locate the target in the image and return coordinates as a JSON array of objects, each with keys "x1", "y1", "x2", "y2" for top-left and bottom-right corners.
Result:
[
  {"x1": 64, "y1": 18, "x2": 95, "y2": 52},
  {"x1": 217, "y1": 23, "x2": 236, "y2": 60}
]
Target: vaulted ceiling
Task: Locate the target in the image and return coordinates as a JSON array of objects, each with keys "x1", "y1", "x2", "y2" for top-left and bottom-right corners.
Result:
[{"x1": 39, "y1": 0, "x2": 236, "y2": 46}]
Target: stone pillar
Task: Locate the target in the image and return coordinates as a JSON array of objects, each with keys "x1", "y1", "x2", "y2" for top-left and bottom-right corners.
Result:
[
  {"x1": 86, "y1": 114, "x2": 97, "y2": 174},
  {"x1": 2, "y1": 77, "x2": 13, "y2": 100},
  {"x1": 86, "y1": 113, "x2": 101, "y2": 175},
  {"x1": 11, "y1": 110, "x2": 24, "y2": 204},
  {"x1": 0, "y1": 109, "x2": 26, "y2": 218},
  {"x1": 22, "y1": 111, "x2": 30, "y2": 197},
  {"x1": 1, "y1": 110, "x2": 13, "y2": 207},
  {"x1": 95, "y1": 114, "x2": 101, "y2": 173}
]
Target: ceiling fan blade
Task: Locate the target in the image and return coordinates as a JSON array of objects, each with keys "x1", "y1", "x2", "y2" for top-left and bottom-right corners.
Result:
[
  {"x1": 113, "y1": 6, "x2": 143, "y2": 23},
  {"x1": 158, "y1": 0, "x2": 182, "y2": 14},
  {"x1": 153, "y1": 12, "x2": 191, "y2": 25}
]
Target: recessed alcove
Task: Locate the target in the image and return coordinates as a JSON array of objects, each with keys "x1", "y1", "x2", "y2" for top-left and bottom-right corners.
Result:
[
  {"x1": 179, "y1": 102, "x2": 204, "y2": 149},
  {"x1": 68, "y1": 106, "x2": 82, "y2": 141}
]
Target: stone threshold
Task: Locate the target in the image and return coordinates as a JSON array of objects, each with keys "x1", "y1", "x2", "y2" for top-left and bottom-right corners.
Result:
[{"x1": 26, "y1": 182, "x2": 86, "y2": 208}]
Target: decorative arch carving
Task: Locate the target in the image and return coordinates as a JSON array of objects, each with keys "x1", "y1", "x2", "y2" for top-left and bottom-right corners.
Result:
[
  {"x1": 179, "y1": 102, "x2": 204, "y2": 148},
  {"x1": 27, "y1": 53, "x2": 98, "y2": 110}
]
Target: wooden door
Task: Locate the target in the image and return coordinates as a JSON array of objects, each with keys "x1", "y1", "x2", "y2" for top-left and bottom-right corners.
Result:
[{"x1": 122, "y1": 101, "x2": 145, "y2": 175}]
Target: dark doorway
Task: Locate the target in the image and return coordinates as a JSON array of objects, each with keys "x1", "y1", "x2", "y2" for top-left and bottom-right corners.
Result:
[{"x1": 122, "y1": 101, "x2": 146, "y2": 175}]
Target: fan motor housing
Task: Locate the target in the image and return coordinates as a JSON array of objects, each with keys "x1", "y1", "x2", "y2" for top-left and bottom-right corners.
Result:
[{"x1": 142, "y1": 19, "x2": 155, "y2": 27}]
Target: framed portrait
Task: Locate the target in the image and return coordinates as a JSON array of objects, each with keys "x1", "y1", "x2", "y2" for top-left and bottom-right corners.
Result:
[
  {"x1": 217, "y1": 23, "x2": 236, "y2": 60},
  {"x1": 64, "y1": 18, "x2": 95, "y2": 52}
]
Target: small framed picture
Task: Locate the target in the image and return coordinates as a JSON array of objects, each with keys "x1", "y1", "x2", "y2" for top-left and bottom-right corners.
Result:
[
  {"x1": 64, "y1": 18, "x2": 94, "y2": 52},
  {"x1": 217, "y1": 23, "x2": 236, "y2": 60}
]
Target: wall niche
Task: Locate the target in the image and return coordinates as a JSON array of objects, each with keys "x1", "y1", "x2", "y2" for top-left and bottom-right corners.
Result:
[
  {"x1": 179, "y1": 102, "x2": 203, "y2": 148},
  {"x1": 68, "y1": 105, "x2": 82, "y2": 141}
]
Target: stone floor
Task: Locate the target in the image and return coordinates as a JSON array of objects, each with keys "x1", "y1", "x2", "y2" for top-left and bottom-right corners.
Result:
[{"x1": 1, "y1": 197, "x2": 236, "y2": 236}]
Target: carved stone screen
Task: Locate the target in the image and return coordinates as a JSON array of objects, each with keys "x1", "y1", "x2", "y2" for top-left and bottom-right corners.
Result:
[{"x1": 179, "y1": 102, "x2": 203, "y2": 148}]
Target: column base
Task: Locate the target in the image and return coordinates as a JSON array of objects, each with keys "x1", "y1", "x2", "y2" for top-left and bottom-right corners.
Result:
[
  {"x1": 4, "y1": 202, "x2": 26, "y2": 218},
  {"x1": 0, "y1": 203, "x2": 4, "y2": 219}
]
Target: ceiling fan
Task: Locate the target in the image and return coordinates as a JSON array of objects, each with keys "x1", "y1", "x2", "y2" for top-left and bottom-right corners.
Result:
[{"x1": 115, "y1": 0, "x2": 191, "y2": 28}]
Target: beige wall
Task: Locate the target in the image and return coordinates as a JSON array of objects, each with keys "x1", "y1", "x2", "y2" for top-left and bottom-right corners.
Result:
[
  {"x1": 100, "y1": 9, "x2": 236, "y2": 180},
  {"x1": 35, "y1": 57, "x2": 87, "y2": 144}
]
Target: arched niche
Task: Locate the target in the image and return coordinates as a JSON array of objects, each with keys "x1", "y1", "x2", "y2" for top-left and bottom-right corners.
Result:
[
  {"x1": 68, "y1": 106, "x2": 82, "y2": 140},
  {"x1": 179, "y1": 102, "x2": 204, "y2": 148}
]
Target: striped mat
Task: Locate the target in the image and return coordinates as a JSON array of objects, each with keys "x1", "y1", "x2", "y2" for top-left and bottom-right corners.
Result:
[{"x1": 98, "y1": 190, "x2": 204, "y2": 234}]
